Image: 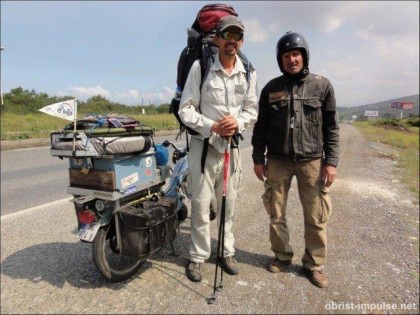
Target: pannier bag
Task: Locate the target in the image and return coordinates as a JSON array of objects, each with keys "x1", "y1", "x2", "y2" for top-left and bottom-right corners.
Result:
[{"x1": 118, "y1": 196, "x2": 178, "y2": 259}]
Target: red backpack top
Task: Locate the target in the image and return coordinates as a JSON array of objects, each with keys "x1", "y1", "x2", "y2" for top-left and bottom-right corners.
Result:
[{"x1": 192, "y1": 3, "x2": 238, "y2": 33}]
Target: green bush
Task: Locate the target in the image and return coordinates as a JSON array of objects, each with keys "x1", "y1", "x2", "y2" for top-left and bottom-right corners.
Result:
[
  {"x1": 372, "y1": 118, "x2": 420, "y2": 129},
  {"x1": 403, "y1": 117, "x2": 420, "y2": 127}
]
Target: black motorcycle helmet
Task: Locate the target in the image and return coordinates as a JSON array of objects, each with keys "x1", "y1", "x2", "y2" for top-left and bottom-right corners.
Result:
[{"x1": 276, "y1": 31, "x2": 310, "y2": 73}]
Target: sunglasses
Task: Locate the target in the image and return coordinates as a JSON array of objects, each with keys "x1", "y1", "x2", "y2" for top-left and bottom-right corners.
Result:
[{"x1": 220, "y1": 31, "x2": 244, "y2": 41}]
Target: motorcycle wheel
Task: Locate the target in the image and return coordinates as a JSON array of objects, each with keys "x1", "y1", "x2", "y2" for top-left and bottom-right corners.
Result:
[{"x1": 92, "y1": 225, "x2": 146, "y2": 282}]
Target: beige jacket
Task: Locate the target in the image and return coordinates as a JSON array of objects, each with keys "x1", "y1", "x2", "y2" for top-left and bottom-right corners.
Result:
[{"x1": 178, "y1": 53, "x2": 258, "y2": 153}]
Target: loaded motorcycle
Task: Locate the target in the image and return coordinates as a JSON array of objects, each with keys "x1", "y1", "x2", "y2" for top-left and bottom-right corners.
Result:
[{"x1": 50, "y1": 117, "x2": 189, "y2": 282}]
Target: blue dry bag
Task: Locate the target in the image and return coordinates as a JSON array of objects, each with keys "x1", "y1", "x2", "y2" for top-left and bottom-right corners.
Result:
[{"x1": 155, "y1": 144, "x2": 169, "y2": 166}]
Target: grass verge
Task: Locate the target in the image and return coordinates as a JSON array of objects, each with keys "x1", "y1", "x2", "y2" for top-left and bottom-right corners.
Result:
[{"x1": 0, "y1": 112, "x2": 179, "y2": 140}]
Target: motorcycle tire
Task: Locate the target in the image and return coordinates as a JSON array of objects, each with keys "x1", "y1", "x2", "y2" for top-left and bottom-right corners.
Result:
[{"x1": 92, "y1": 225, "x2": 146, "y2": 282}]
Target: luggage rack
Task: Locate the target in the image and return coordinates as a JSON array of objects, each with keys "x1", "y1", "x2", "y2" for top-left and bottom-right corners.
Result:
[{"x1": 50, "y1": 130, "x2": 171, "y2": 202}]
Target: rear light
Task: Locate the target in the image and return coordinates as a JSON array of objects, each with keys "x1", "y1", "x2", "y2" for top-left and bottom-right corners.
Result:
[{"x1": 78, "y1": 209, "x2": 96, "y2": 224}]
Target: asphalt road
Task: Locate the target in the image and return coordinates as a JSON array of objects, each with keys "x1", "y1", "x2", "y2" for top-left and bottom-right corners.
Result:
[
  {"x1": 1, "y1": 132, "x2": 223, "y2": 216},
  {"x1": 1, "y1": 125, "x2": 418, "y2": 314},
  {"x1": 1, "y1": 146, "x2": 69, "y2": 215}
]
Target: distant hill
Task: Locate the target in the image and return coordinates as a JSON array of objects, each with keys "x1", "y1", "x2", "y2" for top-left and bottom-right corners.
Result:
[{"x1": 337, "y1": 94, "x2": 419, "y2": 121}]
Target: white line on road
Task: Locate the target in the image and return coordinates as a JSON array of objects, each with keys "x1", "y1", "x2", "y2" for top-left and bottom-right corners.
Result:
[
  {"x1": 3, "y1": 146, "x2": 50, "y2": 152},
  {"x1": 1, "y1": 197, "x2": 73, "y2": 220}
]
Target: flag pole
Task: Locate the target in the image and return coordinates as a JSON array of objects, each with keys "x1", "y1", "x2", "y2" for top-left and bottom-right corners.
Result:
[{"x1": 72, "y1": 99, "x2": 78, "y2": 154}]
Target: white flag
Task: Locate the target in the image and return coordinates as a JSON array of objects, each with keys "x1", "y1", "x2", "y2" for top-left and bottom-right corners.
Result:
[{"x1": 39, "y1": 99, "x2": 77, "y2": 121}]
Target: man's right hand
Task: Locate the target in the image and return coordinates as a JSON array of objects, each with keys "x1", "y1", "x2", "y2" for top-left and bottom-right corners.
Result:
[{"x1": 254, "y1": 164, "x2": 267, "y2": 181}]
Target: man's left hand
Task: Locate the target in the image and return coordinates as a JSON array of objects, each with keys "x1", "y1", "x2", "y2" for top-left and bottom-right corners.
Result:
[
  {"x1": 322, "y1": 165, "x2": 337, "y2": 187},
  {"x1": 217, "y1": 115, "x2": 238, "y2": 137}
]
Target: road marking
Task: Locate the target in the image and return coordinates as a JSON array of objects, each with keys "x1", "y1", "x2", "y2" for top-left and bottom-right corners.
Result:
[
  {"x1": 1, "y1": 197, "x2": 73, "y2": 220},
  {"x1": 16, "y1": 146, "x2": 50, "y2": 151},
  {"x1": 3, "y1": 146, "x2": 50, "y2": 152}
]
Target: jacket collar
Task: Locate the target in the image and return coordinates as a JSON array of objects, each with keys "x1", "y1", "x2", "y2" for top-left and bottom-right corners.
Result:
[{"x1": 213, "y1": 53, "x2": 246, "y2": 75}]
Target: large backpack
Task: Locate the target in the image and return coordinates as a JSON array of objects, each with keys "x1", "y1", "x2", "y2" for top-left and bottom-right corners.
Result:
[{"x1": 170, "y1": 3, "x2": 254, "y2": 137}]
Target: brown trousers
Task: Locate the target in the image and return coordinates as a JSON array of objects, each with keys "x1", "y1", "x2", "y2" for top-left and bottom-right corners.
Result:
[{"x1": 262, "y1": 157, "x2": 332, "y2": 270}]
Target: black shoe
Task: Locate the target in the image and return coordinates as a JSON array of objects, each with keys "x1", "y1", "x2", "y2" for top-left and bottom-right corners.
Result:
[
  {"x1": 186, "y1": 261, "x2": 202, "y2": 282},
  {"x1": 219, "y1": 256, "x2": 239, "y2": 275}
]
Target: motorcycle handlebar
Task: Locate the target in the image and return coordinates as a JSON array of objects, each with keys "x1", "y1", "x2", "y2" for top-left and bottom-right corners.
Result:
[{"x1": 161, "y1": 140, "x2": 187, "y2": 156}]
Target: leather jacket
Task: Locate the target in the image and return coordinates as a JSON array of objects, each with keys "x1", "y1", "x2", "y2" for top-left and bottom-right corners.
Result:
[{"x1": 252, "y1": 73, "x2": 340, "y2": 167}]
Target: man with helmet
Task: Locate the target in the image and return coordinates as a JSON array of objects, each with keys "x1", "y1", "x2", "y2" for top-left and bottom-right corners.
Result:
[{"x1": 251, "y1": 31, "x2": 340, "y2": 288}]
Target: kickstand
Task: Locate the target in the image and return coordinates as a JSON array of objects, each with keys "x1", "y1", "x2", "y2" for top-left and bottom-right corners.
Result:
[{"x1": 170, "y1": 241, "x2": 180, "y2": 257}]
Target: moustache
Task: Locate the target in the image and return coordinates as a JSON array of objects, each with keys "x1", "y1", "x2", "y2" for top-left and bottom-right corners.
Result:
[{"x1": 225, "y1": 42, "x2": 237, "y2": 49}]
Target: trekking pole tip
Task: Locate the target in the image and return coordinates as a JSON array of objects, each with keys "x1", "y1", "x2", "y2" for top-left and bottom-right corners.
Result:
[{"x1": 207, "y1": 295, "x2": 216, "y2": 305}]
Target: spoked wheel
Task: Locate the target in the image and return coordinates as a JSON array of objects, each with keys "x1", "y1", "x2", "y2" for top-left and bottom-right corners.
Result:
[{"x1": 92, "y1": 225, "x2": 146, "y2": 282}]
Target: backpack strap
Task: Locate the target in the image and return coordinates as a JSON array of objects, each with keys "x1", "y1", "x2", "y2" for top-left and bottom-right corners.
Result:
[
  {"x1": 199, "y1": 39, "x2": 215, "y2": 92},
  {"x1": 198, "y1": 41, "x2": 214, "y2": 173},
  {"x1": 237, "y1": 50, "x2": 254, "y2": 84},
  {"x1": 200, "y1": 137, "x2": 210, "y2": 174}
]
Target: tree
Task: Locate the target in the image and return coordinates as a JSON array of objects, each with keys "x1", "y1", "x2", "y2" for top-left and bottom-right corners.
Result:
[
  {"x1": 2, "y1": 87, "x2": 72, "y2": 114},
  {"x1": 1, "y1": 86, "x2": 174, "y2": 115}
]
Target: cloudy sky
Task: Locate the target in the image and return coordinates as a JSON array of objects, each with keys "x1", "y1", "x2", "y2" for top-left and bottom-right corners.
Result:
[{"x1": 1, "y1": 1, "x2": 419, "y2": 107}]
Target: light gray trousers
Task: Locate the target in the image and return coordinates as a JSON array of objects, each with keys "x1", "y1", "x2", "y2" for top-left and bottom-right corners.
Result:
[{"x1": 186, "y1": 137, "x2": 242, "y2": 263}]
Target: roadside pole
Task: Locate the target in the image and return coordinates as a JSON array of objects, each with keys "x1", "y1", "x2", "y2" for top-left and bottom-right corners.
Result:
[{"x1": 1, "y1": 46, "x2": 4, "y2": 106}]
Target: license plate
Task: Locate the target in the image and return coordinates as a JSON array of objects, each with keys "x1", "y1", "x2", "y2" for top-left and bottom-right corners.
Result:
[{"x1": 78, "y1": 222, "x2": 101, "y2": 242}]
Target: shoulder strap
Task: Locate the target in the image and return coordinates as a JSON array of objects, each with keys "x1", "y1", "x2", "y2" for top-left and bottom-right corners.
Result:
[
  {"x1": 198, "y1": 42, "x2": 214, "y2": 174},
  {"x1": 237, "y1": 51, "x2": 254, "y2": 84},
  {"x1": 199, "y1": 42, "x2": 214, "y2": 92}
]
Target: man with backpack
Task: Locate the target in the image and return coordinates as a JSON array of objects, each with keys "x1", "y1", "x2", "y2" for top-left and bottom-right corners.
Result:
[{"x1": 178, "y1": 15, "x2": 258, "y2": 282}]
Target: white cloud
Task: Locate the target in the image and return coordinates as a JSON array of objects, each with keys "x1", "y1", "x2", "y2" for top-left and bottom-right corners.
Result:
[
  {"x1": 57, "y1": 86, "x2": 175, "y2": 105},
  {"x1": 357, "y1": 27, "x2": 419, "y2": 57},
  {"x1": 65, "y1": 85, "x2": 111, "y2": 99},
  {"x1": 322, "y1": 17, "x2": 342, "y2": 33},
  {"x1": 320, "y1": 60, "x2": 364, "y2": 82},
  {"x1": 243, "y1": 19, "x2": 271, "y2": 43},
  {"x1": 141, "y1": 86, "x2": 174, "y2": 105},
  {"x1": 115, "y1": 89, "x2": 141, "y2": 100}
]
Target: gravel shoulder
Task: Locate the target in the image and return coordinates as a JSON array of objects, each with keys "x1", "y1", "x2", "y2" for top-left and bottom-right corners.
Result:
[{"x1": 1, "y1": 124, "x2": 419, "y2": 314}]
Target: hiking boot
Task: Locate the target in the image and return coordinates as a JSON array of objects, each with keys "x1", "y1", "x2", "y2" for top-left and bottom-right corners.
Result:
[
  {"x1": 304, "y1": 268, "x2": 329, "y2": 288},
  {"x1": 268, "y1": 258, "x2": 292, "y2": 273},
  {"x1": 186, "y1": 261, "x2": 202, "y2": 282},
  {"x1": 219, "y1": 256, "x2": 239, "y2": 275}
]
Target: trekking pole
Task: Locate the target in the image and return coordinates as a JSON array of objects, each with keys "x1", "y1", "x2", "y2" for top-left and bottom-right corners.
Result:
[{"x1": 207, "y1": 136, "x2": 231, "y2": 305}]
